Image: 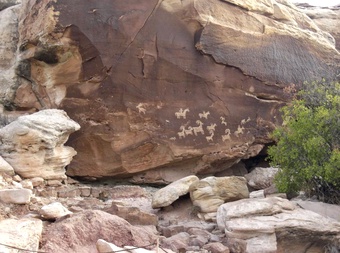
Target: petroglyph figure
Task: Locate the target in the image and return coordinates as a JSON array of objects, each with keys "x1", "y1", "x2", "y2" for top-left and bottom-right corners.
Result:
[
  {"x1": 193, "y1": 120, "x2": 204, "y2": 136},
  {"x1": 222, "y1": 129, "x2": 231, "y2": 142},
  {"x1": 177, "y1": 126, "x2": 186, "y2": 139},
  {"x1": 206, "y1": 132, "x2": 214, "y2": 142},
  {"x1": 136, "y1": 103, "x2": 146, "y2": 114},
  {"x1": 175, "y1": 108, "x2": 190, "y2": 119},
  {"x1": 234, "y1": 125, "x2": 245, "y2": 137},
  {"x1": 220, "y1": 116, "x2": 227, "y2": 126},
  {"x1": 170, "y1": 137, "x2": 176, "y2": 141},
  {"x1": 184, "y1": 126, "x2": 194, "y2": 136},
  {"x1": 241, "y1": 117, "x2": 251, "y2": 125},
  {"x1": 207, "y1": 123, "x2": 217, "y2": 133},
  {"x1": 199, "y1": 111, "x2": 210, "y2": 119}
]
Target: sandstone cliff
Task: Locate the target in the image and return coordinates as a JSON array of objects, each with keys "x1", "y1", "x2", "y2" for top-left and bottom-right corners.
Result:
[{"x1": 0, "y1": 0, "x2": 339, "y2": 182}]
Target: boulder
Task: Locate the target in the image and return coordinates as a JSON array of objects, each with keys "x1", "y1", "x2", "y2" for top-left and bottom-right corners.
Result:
[
  {"x1": 217, "y1": 197, "x2": 340, "y2": 253},
  {"x1": 152, "y1": 175, "x2": 199, "y2": 208},
  {"x1": 161, "y1": 232, "x2": 191, "y2": 252},
  {"x1": 0, "y1": 188, "x2": 32, "y2": 204},
  {"x1": 0, "y1": 109, "x2": 80, "y2": 180},
  {"x1": 40, "y1": 210, "x2": 158, "y2": 253},
  {"x1": 293, "y1": 199, "x2": 340, "y2": 222},
  {"x1": 203, "y1": 242, "x2": 230, "y2": 253},
  {"x1": 244, "y1": 167, "x2": 279, "y2": 190},
  {"x1": 190, "y1": 176, "x2": 249, "y2": 213},
  {"x1": 39, "y1": 202, "x2": 72, "y2": 220},
  {"x1": 0, "y1": 218, "x2": 42, "y2": 253},
  {"x1": 0, "y1": 156, "x2": 14, "y2": 174},
  {"x1": 105, "y1": 202, "x2": 158, "y2": 226},
  {"x1": 6, "y1": 0, "x2": 338, "y2": 182}
]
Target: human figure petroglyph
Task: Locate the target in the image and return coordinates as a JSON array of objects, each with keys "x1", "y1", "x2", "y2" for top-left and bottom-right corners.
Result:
[
  {"x1": 193, "y1": 120, "x2": 204, "y2": 136},
  {"x1": 234, "y1": 125, "x2": 245, "y2": 137},
  {"x1": 207, "y1": 123, "x2": 217, "y2": 133},
  {"x1": 136, "y1": 103, "x2": 146, "y2": 114},
  {"x1": 175, "y1": 108, "x2": 190, "y2": 119},
  {"x1": 222, "y1": 129, "x2": 231, "y2": 142},
  {"x1": 220, "y1": 116, "x2": 227, "y2": 126},
  {"x1": 206, "y1": 132, "x2": 214, "y2": 142},
  {"x1": 199, "y1": 111, "x2": 210, "y2": 119}
]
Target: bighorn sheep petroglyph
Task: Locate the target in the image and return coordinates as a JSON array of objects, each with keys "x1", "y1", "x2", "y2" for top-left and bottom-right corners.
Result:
[
  {"x1": 222, "y1": 129, "x2": 231, "y2": 142},
  {"x1": 175, "y1": 108, "x2": 190, "y2": 119},
  {"x1": 206, "y1": 132, "x2": 214, "y2": 142},
  {"x1": 220, "y1": 116, "x2": 227, "y2": 126},
  {"x1": 193, "y1": 120, "x2": 204, "y2": 136},
  {"x1": 177, "y1": 126, "x2": 186, "y2": 139}
]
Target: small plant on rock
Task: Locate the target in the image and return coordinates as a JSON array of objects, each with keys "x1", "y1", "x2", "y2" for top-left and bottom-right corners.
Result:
[{"x1": 268, "y1": 80, "x2": 340, "y2": 204}]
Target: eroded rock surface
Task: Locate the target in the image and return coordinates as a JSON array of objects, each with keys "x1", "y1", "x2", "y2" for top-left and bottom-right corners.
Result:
[
  {"x1": 0, "y1": 109, "x2": 80, "y2": 180},
  {"x1": 190, "y1": 176, "x2": 249, "y2": 213},
  {"x1": 298, "y1": 4, "x2": 340, "y2": 51},
  {"x1": 1, "y1": 0, "x2": 339, "y2": 181},
  {"x1": 217, "y1": 197, "x2": 340, "y2": 253}
]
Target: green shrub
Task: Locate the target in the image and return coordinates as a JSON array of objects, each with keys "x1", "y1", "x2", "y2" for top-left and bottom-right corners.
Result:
[{"x1": 268, "y1": 81, "x2": 340, "y2": 204}]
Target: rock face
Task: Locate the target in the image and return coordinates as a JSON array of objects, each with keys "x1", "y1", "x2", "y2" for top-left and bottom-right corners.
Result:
[
  {"x1": 217, "y1": 197, "x2": 340, "y2": 253},
  {"x1": 1, "y1": 0, "x2": 339, "y2": 181},
  {"x1": 298, "y1": 5, "x2": 340, "y2": 51},
  {"x1": 0, "y1": 109, "x2": 80, "y2": 180}
]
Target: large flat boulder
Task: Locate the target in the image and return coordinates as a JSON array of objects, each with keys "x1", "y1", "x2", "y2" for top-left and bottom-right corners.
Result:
[
  {"x1": 217, "y1": 197, "x2": 340, "y2": 253},
  {"x1": 1, "y1": 0, "x2": 338, "y2": 181}
]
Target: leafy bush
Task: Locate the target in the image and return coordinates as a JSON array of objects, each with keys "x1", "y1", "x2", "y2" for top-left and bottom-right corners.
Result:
[{"x1": 268, "y1": 81, "x2": 340, "y2": 204}]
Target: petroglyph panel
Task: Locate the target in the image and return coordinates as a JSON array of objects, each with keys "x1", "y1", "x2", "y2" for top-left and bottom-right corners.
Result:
[{"x1": 170, "y1": 108, "x2": 252, "y2": 143}]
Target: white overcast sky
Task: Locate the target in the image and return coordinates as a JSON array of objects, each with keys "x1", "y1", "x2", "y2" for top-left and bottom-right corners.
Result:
[{"x1": 293, "y1": 0, "x2": 340, "y2": 6}]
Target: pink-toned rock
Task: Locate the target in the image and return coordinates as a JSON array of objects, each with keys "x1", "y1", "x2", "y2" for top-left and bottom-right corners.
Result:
[{"x1": 40, "y1": 210, "x2": 158, "y2": 253}]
